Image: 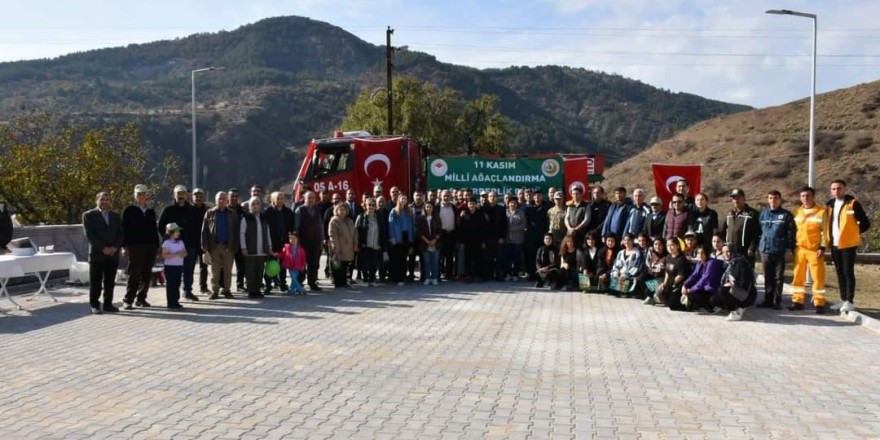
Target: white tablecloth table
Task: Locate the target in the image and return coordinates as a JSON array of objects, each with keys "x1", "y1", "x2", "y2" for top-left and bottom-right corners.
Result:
[{"x1": 0, "y1": 252, "x2": 77, "y2": 310}]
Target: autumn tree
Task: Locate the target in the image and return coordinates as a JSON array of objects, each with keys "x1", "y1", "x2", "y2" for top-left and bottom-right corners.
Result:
[
  {"x1": 340, "y1": 76, "x2": 508, "y2": 154},
  {"x1": 0, "y1": 114, "x2": 180, "y2": 225}
]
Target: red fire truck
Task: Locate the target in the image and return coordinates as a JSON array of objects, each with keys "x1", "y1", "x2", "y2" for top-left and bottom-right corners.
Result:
[{"x1": 293, "y1": 131, "x2": 604, "y2": 200}]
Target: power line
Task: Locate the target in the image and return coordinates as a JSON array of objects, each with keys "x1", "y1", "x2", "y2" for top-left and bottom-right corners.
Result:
[{"x1": 409, "y1": 43, "x2": 880, "y2": 58}]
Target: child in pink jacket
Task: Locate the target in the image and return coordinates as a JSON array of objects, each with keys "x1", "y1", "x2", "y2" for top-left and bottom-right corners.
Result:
[{"x1": 280, "y1": 232, "x2": 307, "y2": 295}]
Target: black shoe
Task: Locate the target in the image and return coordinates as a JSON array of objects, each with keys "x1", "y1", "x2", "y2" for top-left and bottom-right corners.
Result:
[
  {"x1": 262, "y1": 288, "x2": 272, "y2": 295},
  {"x1": 222, "y1": 291, "x2": 234, "y2": 299},
  {"x1": 103, "y1": 304, "x2": 120, "y2": 313},
  {"x1": 123, "y1": 301, "x2": 134, "y2": 310},
  {"x1": 167, "y1": 303, "x2": 183, "y2": 310},
  {"x1": 279, "y1": 284, "x2": 289, "y2": 291},
  {"x1": 237, "y1": 285, "x2": 246, "y2": 293},
  {"x1": 184, "y1": 293, "x2": 199, "y2": 301},
  {"x1": 787, "y1": 303, "x2": 805, "y2": 311},
  {"x1": 200, "y1": 286, "x2": 211, "y2": 294},
  {"x1": 135, "y1": 300, "x2": 151, "y2": 307},
  {"x1": 208, "y1": 293, "x2": 220, "y2": 300},
  {"x1": 309, "y1": 284, "x2": 323, "y2": 292},
  {"x1": 757, "y1": 302, "x2": 774, "y2": 308},
  {"x1": 247, "y1": 292, "x2": 264, "y2": 299},
  {"x1": 772, "y1": 304, "x2": 782, "y2": 310},
  {"x1": 815, "y1": 306, "x2": 826, "y2": 314},
  {"x1": 535, "y1": 281, "x2": 545, "y2": 288}
]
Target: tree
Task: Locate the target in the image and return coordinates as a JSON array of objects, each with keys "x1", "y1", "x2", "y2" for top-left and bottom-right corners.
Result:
[
  {"x1": 0, "y1": 114, "x2": 181, "y2": 225},
  {"x1": 340, "y1": 76, "x2": 508, "y2": 154}
]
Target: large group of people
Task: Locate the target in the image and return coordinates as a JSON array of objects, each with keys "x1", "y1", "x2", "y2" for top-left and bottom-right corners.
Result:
[{"x1": 82, "y1": 178, "x2": 871, "y2": 323}]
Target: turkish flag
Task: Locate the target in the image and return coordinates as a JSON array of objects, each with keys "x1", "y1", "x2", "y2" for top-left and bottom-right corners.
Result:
[{"x1": 652, "y1": 164, "x2": 701, "y2": 207}]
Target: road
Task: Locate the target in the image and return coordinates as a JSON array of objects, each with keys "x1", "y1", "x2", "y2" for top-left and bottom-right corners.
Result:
[{"x1": 1, "y1": 276, "x2": 879, "y2": 439}]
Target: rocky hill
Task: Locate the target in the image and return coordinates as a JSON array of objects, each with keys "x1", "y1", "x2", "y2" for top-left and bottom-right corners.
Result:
[
  {"x1": 0, "y1": 15, "x2": 749, "y2": 191},
  {"x1": 604, "y1": 80, "x2": 880, "y2": 214}
]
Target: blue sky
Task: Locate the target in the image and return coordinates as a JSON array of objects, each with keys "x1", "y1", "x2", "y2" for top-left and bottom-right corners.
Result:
[{"x1": 0, "y1": 0, "x2": 878, "y2": 108}]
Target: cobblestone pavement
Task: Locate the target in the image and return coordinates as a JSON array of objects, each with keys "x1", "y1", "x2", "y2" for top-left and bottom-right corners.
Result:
[{"x1": 2, "y1": 273, "x2": 880, "y2": 440}]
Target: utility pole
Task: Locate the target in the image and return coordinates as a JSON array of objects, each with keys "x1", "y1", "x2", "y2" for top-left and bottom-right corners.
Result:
[{"x1": 386, "y1": 26, "x2": 394, "y2": 135}]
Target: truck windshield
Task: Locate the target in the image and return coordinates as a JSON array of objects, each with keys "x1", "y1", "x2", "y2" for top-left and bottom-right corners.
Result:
[{"x1": 312, "y1": 146, "x2": 352, "y2": 178}]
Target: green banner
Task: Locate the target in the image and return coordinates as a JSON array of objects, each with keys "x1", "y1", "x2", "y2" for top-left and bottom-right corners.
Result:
[{"x1": 427, "y1": 156, "x2": 563, "y2": 195}]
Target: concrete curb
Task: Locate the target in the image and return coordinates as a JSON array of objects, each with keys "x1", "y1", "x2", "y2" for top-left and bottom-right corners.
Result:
[{"x1": 842, "y1": 310, "x2": 880, "y2": 333}]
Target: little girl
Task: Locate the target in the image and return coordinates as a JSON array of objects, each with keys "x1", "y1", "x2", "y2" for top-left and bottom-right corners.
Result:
[
  {"x1": 161, "y1": 223, "x2": 187, "y2": 309},
  {"x1": 280, "y1": 231, "x2": 307, "y2": 295}
]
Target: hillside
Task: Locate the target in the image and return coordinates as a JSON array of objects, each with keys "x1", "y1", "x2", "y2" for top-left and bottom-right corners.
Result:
[
  {"x1": 0, "y1": 15, "x2": 749, "y2": 191},
  {"x1": 604, "y1": 80, "x2": 880, "y2": 212}
]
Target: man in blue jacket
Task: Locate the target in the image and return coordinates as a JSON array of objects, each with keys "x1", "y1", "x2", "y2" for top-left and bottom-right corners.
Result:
[
  {"x1": 602, "y1": 187, "x2": 632, "y2": 240},
  {"x1": 757, "y1": 190, "x2": 796, "y2": 309}
]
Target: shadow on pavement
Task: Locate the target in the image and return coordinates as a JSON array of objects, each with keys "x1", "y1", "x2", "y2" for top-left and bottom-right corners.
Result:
[{"x1": 745, "y1": 310, "x2": 859, "y2": 327}]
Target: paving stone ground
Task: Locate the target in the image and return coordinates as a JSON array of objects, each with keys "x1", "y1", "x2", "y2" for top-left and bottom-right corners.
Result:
[{"x1": 1, "y1": 268, "x2": 879, "y2": 440}]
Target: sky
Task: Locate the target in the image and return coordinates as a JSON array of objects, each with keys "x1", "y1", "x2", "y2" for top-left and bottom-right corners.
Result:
[{"x1": 0, "y1": 0, "x2": 878, "y2": 108}]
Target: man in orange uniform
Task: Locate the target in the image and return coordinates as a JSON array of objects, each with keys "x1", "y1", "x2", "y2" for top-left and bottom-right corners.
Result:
[
  {"x1": 826, "y1": 179, "x2": 871, "y2": 313},
  {"x1": 789, "y1": 186, "x2": 828, "y2": 313}
]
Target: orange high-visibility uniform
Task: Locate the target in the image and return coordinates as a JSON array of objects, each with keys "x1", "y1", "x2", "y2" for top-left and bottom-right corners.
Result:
[{"x1": 791, "y1": 204, "x2": 827, "y2": 306}]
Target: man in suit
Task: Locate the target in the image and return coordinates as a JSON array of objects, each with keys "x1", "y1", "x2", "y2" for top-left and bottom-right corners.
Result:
[{"x1": 83, "y1": 192, "x2": 124, "y2": 314}]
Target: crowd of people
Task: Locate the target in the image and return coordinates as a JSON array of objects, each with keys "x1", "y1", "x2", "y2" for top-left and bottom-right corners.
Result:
[{"x1": 82, "y1": 178, "x2": 871, "y2": 322}]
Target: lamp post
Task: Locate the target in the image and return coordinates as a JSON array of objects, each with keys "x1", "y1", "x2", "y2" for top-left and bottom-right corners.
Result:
[
  {"x1": 766, "y1": 9, "x2": 817, "y2": 187},
  {"x1": 191, "y1": 66, "x2": 224, "y2": 190}
]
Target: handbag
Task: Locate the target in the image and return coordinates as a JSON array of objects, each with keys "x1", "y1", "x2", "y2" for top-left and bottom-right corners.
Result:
[
  {"x1": 644, "y1": 278, "x2": 660, "y2": 293},
  {"x1": 609, "y1": 277, "x2": 632, "y2": 293},
  {"x1": 578, "y1": 273, "x2": 591, "y2": 291}
]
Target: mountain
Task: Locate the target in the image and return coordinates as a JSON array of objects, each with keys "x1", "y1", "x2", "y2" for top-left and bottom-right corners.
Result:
[
  {"x1": 603, "y1": 80, "x2": 880, "y2": 214},
  {"x1": 0, "y1": 15, "x2": 750, "y2": 192}
]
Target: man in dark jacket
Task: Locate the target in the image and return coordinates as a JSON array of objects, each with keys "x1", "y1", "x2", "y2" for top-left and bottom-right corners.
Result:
[
  {"x1": 192, "y1": 188, "x2": 211, "y2": 294},
  {"x1": 524, "y1": 191, "x2": 550, "y2": 280},
  {"x1": 228, "y1": 188, "x2": 247, "y2": 291},
  {"x1": 460, "y1": 200, "x2": 489, "y2": 281},
  {"x1": 240, "y1": 197, "x2": 272, "y2": 298},
  {"x1": 83, "y1": 192, "x2": 124, "y2": 314},
  {"x1": 121, "y1": 184, "x2": 160, "y2": 309},
  {"x1": 587, "y1": 185, "x2": 611, "y2": 236},
  {"x1": 721, "y1": 188, "x2": 761, "y2": 266},
  {"x1": 481, "y1": 191, "x2": 507, "y2": 281},
  {"x1": 0, "y1": 200, "x2": 13, "y2": 250},
  {"x1": 264, "y1": 191, "x2": 294, "y2": 292},
  {"x1": 201, "y1": 191, "x2": 240, "y2": 299},
  {"x1": 757, "y1": 190, "x2": 796, "y2": 309},
  {"x1": 602, "y1": 187, "x2": 632, "y2": 240},
  {"x1": 157, "y1": 185, "x2": 203, "y2": 301},
  {"x1": 565, "y1": 186, "x2": 590, "y2": 249},
  {"x1": 295, "y1": 191, "x2": 325, "y2": 292}
]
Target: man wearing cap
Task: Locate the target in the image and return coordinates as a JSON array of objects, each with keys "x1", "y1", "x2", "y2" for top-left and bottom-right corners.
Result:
[
  {"x1": 228, "y1": 188, "x2": 247, "y2": 291},
  {"x1": 565, "y1": 186, "x2": 590, "y2": 249},
  {"x1": 121, "y1": 184, "x2": 160, "y2": 309},
  {"x1": 643, "y1": 196, "x2": 666, "y2": 241},
  {"x1": 721, "y1": 188, "x2": 761, "y2": 266},
  {"x1": 158, "y1": 185, "x2": 203, "y2": 301},
  {"x1": 372, "y1": 185, "x2": 383, "y2": 200},
  {"x1": 756, "y1": 190, "x2": 795, "y2": 310},
  {"x1": 547, "y1": 191, "x2": 567, "y2": 246},
  {"x1": 264, "y1": 191, "x2": 294, "y2": 292},
  {"x1": 83, "y1": 192, "x2": 124, "y2": 314},
  {"x1": 192, "y1": 188, "x2": 211, "y2": 294},
  {"x1": 202, "y1": 191, "x2": 240, "y2": 299},
  {"x1": 240, "y1": 196, "x2": 273, "y2": 298}
]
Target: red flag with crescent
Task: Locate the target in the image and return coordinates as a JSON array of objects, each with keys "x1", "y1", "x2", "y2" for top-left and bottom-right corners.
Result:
[{"x1": 652, "y1": 164, "x2": 701, "y2": 207}]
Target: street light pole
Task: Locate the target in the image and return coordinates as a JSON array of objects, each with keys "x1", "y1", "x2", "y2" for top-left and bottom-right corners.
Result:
[
  {"x1": 191, "y1": 66, "x2": 224, "y2": 190},
  {"x1": 386, "y1": 27, "x2": 394, "y2": 135},
  {"x1": 766, "y1": 9, "x2": 817, "y2": 187}
]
